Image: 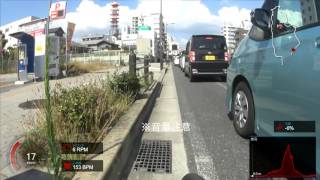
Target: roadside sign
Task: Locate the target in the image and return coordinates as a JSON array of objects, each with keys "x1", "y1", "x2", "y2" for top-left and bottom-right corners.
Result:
[
  {"x1": 66, "y1": 22, "x2": 76, "y2": 51},
  {"x1": 50, "y1": 1, "x2": 67, "y2": 20},
  {"x1": 138, "y1": 25, "x2": 151, "y2": 31},
  {"x1": 34, "y1": 35, "x2": 46, "y2": 56}
]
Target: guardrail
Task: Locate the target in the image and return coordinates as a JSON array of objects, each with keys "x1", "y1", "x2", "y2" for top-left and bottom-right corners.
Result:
[{"x1": 129, "y1": 52, "x2": 153, "y2": 83}]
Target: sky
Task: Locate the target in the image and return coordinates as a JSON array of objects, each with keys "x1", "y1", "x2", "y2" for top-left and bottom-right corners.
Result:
[{"x1": 0, "y1": 0, "x2": 264, "y2": 46}]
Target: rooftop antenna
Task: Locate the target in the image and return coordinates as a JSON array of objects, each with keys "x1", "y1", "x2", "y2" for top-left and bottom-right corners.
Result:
[{"x1": 110, "y1": 1, "x2": 120, "y2": 39}]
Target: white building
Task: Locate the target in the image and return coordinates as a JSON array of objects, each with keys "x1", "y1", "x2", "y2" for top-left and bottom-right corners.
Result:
[
  {"x1": 222, "y1": 25, "x2": 238, "y2": 52},
  {"x1": 143, "y1": 13, "x2": 164, "y2": 60},
  {"x1": 166, "y1": 34, "x2": 179, "y2": 56},
  {"x1": 121, "y1": 25, "x2": 138, "y2": 49},
  {"x1": 222, "y1": 21, "x2": 250, "y2": 53},
  {"x1": 0, "y1": 16, "x2": 39, "y2": 49},
  {"x1": 120, "y1": 13, "x2": 164, "y2": 60}
]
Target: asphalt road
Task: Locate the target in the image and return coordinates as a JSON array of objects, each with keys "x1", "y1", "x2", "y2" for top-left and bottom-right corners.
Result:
[{"x1": 172, "y1": 65, "x2": 249, "y2": 180}]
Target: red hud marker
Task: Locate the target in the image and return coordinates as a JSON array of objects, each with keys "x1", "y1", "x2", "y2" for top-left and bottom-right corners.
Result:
[
  {"x1": 63, "y1": 161, "x2": 72, "y2": 171},
  {"x1": 291, "y1": 48, "x2": 297, "y2": 55}
]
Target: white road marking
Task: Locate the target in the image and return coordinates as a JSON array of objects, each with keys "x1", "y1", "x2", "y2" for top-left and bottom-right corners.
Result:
[
  {"x1": 185, "y1": 112, "x2": 219, "y2": 180},
  {"x1": 217, "y1": 83, "x2": 227, "y2": 90}
]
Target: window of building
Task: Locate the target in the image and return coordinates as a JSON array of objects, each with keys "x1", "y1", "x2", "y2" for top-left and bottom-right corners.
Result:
[{"x1": 277, "y1": 0, "x2": 318, "y2": 29}]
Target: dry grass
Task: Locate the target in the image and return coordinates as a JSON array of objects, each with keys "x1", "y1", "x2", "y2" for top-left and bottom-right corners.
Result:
[
  {"x1": 75, "y1": 62, "x2": 114, "y2": 72},
  {"x1": 62, "y1": 62, "x2": 115, "y2": 76}
]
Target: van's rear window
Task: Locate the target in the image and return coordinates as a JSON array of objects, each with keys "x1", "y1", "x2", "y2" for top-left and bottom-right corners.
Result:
[{"x1": 192, "y1": 36, "x2": 227, "y2": 50}]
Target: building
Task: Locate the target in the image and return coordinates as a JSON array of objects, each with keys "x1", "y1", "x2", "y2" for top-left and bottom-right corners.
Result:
[
  {"x1": 121, "y1": 13, "x2": 164, "y2": 60},
  {"x1": 222, "y1": 25, "x2": 237, "y2": 52},
  {"x1": 131, "y1": 15, "x2": 147, "y2": 35},
  {"x1": 7, "y1": 17, "x2": 69, "y2": 42},
  {"x1": 70, "y1": 41, "x2": 90, "y2": 53},
  {"x1": 121, "y1": 26, "x2": 137, "y2": 50},
  {"x1": 131, "y1": 17, "x2": 139, "y2": 34},
  {"x1": 0, "y1": 16, "x2": 40, "y2": 49},
  {"x1": 301, "y1": 0, "x2": 318, "y2": 25},
  {"x1": 166, "y1": 34, "x2": 179, "y2": 56},
  {"x1": 82, "y1": 39, "x2": 119, "y2": 51},
  {"x1": 143, "y1": 13, "x2": 165, "y2": 60},
  {"x1": 234, "y1": 28, "x2": 248, "y2": 49},
  {"x1": 222, "y1": 23, "x2": 249, "y2": 53},
  {"x1": 82, "y1": 35, "x2": 119, "y2": 51},
  {"x1": 19, "y1": 18, "x2": 47, "y2": 37}
]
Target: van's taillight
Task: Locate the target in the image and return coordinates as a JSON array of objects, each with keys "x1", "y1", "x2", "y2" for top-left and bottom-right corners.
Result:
[
  {"x1": 189, "y1": 51, "x2": 195, "y2": 62},
  {"x1": 224, "y1": 52, "x2": 230, "y2": 61}
]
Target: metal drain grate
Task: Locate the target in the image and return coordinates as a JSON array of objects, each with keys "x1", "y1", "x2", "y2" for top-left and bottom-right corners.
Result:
[{"x1": 132, "y1": 140, "x2": 172, "y2": 173}]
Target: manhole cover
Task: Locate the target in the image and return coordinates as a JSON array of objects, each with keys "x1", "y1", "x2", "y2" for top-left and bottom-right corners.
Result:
[{"x1": 132, "y1": 140, "x2": 172, "y2": 173}]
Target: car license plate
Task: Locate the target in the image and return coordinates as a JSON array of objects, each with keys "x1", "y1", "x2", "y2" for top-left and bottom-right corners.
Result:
[{"x1": 205, "y1": 55, "x2": 215, "y2": 61}]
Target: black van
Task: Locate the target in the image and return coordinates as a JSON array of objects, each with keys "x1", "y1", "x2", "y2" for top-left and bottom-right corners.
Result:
[{"x1": 184, "y1": 35, "x2": 229, "y2": 82}]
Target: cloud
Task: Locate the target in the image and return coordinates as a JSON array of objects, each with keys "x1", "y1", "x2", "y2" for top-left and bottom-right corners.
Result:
[
  {"x1": 66, "y1": 0, "x2": 109, "y2": 31},
  {"x1": 217, "y1": 6, "x2": 252, "y2": 27},
  {"x1": 65, "y1": 0, "x2": 252, "y2": 45}
]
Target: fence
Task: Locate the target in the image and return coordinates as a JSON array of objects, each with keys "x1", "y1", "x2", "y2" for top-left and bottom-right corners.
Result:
[
  {"x1": 0, "y1": 57, "x2": 17, "y2": 74},
  {"x1": 69, "y1": 50, "x2": 130, "y2": 65}
]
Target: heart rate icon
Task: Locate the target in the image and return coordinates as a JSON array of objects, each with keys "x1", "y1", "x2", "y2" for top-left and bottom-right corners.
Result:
[
  {"x1": 63, "y1": 161, "x2": 72, "y2": 171},
  {"x1": 62, "y1": 143, "x2": 72, "y2": 152}
]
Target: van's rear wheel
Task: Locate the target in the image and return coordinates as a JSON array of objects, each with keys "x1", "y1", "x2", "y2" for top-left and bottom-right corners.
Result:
[{"x1": 232, "y1": 82, "x2": 255, "y2": 138}]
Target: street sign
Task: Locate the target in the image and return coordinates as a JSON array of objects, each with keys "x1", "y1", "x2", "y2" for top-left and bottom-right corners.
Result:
[
  {"x1": 138, "y1": 25, "x2": 151, "y2": 31},
  {"x1": 50, "y1": 1, "x2": 67, "y2": 20}
]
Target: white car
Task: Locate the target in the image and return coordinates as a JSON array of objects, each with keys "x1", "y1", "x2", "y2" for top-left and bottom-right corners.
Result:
[
  {"x1": 173, "y1": 55, "x2": 180, "y2": 66},
  {"x1": 179, "y1": 55, "x2": 185, "y2": 71}
]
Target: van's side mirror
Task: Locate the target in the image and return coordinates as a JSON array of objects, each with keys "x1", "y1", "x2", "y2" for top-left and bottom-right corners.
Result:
[{"x1": 251, "y1": 8, "x2": 270, "y2": 31}]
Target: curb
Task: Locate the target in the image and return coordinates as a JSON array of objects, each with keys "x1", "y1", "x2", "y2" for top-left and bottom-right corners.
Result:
[{"x1": 73, "y1": 67, "x2": 168, "y2": 180}]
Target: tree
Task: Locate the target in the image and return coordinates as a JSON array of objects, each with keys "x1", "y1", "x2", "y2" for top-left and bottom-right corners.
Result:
[
  {"x1": 6, "y1": 46, "x2": 18, "y2": 60},
  {"x1": 0, "y1": 30, "x2": 8, "y2": 53},
  {"x1": 0, "y1": 30, "x2": 8, "y2": 71}
]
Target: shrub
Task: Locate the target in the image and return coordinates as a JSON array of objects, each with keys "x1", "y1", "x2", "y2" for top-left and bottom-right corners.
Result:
[
  {"x1": 109, "y1": 72, "x2": 141, "y2": 97},
  {"x1": 51, "y1": 81, "x2": 132, "y2": 141},
  {"x1": 20, "y1": 76, "x2": 135, "y2": 174}
]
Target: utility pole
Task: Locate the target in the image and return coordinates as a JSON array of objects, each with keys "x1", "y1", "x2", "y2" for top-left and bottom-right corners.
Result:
[
  {"x1": 165, "y1": 23, "x2": 174, "y2": 64},
  {"x1": 65, "y1": 23, "x2": 68, "y2": 77},
  {"x1": 165, "y1": 23, "x2": 168, "y2": 64},
  {"x1": 159, "y1": 0, "x2": 163, "y2": 70}
]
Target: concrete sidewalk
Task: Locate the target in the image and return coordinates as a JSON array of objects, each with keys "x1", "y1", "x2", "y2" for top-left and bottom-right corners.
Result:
[{"x1": 128, "y1": 65, "x2": 189, "y2": 180}]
